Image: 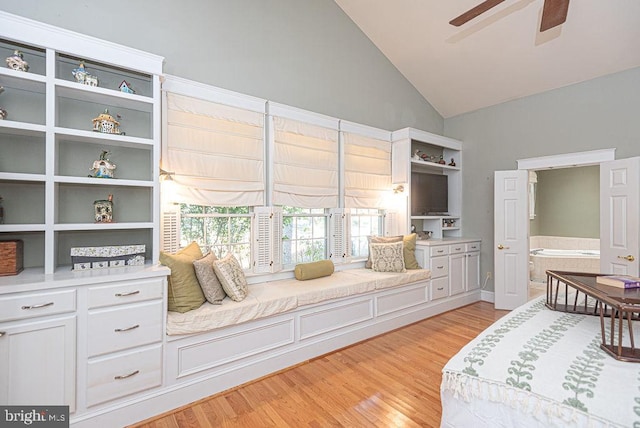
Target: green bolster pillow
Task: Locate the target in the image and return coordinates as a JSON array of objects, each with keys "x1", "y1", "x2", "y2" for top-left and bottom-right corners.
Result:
[{"x1": 294, "y1": 260, "x2": 335, "y2": 281}]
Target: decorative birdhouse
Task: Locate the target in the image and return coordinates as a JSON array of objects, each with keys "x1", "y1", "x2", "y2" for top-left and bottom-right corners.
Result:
[
  {"x1": 90, "y1": 150, "x2": 116, "y2": 178},
  {"x1": 5, "y1": 50, "x2": 29, "y2": 72},
  {"x1": 92, "y1": 109, "x2": 123, "y2": 135},
  {"x1": 118, "y1": 80, "x2": 135, "y2": 94},
  {"x1": 72, "y1": 62, "x2": 99, "y2": 87},
  {"x1": 94, "y1": 194, "x2": 114, "y2": 223}
]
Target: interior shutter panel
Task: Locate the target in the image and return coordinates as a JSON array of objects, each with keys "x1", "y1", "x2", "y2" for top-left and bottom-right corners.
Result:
[
  {"x1": 161, "y1": 210, "x2": 180, "y2": 254},
  {"x1": 329, "y1": 209, "x2": 351, "y2": 263},
  {"x1": 252, "y1": 207, "x2": 283, "y2": 274}
]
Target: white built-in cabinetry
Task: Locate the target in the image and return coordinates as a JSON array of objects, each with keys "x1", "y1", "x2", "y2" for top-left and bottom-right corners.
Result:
[
  {"x1": 391, "y1": 127, "x2": 462, "y2": 239},
  {"x1": 415, "y1": 239, "x2": 481, "y2": 299},
  {"x1": 0, "y1": 11, "x2": 169, "y2": 424}
]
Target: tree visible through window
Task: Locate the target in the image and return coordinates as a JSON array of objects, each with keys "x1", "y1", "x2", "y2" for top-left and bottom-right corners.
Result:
[
  {"x1": 180, "y1": 204, "x2": 252, "y2": 269},
  {"x1": 282, "y1": 206, "x2": 327, "y2": 266}
]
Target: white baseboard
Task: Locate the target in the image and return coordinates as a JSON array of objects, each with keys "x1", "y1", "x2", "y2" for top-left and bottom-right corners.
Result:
[{"x1": 481, "y1": 290, "x2": 495, "y2": 303}]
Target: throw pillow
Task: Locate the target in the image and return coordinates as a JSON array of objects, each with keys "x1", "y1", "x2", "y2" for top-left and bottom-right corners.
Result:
[
  {"x1": 213, "y1": 253, "x2": 248, "y2": 302},
  {"x1": 365, "y1": 235, "x2": 403, "y2": 268},
  {"x1": 160, "y1": 241, "x2": 206, "y2": 313},
  {"x1": 403, "y1": 233, "x2": 421, "y2": 269},
  {"x1": 369, "y1": 241, "x2": 406, "y2": 273},
  {"x1": 193, "y1": 252, "x2": 226, "y2": 304},
  {"x1": 294, "y1": 259, "x2": 335, "y2": 281}
]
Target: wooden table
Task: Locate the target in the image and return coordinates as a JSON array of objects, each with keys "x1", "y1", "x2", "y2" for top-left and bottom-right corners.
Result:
[{"x1": 545, "y1": 270, "x2": 640, "y2": 362}]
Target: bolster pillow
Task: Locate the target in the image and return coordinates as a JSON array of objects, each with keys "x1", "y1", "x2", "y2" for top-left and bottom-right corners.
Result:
[{"x1": 294, "y1": 260, "x2": 335, "y2": 281}]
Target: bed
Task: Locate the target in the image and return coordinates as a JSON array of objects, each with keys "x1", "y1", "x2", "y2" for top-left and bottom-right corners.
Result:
[{"x1": 441, "y1": 295, "x2": 640, "y2": 427}]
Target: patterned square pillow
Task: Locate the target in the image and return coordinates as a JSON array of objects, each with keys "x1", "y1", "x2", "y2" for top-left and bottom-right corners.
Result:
[
  {"x1": 369, "y1": 241, "x2": 406, "y2": 273},
  {"x1": 193, "y1": 252, "x2": 226, "y2": 304},
  {"x1": 213, "y1": 253, "x2": 248, "y2": 302},
  {"x1": 365, "y1": 235, "x2": 403, "y2": 268}
]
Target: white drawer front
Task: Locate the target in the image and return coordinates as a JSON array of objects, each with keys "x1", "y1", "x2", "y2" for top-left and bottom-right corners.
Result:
[
  {"x1": 88, "y1": 300, "x2": 163, "y2": 357},
  {"x1": 466, "y1": 242, "x2": 481, "y2": 252},
  {"x1": 86, "y1": 344, "x2": 162, "y2": 407},
  {"x1": 0, "y1": 289, "x2": 76, "y2": 323},
  {"x1": 87, "y1": 278, "x2": 164, "y2": 309},
  {"x1": 430, "y1": 256, "x2": 449, "y2": 278},
  {"x1": 430, "y1": 246, "x2": 449, "y2": 257},
  {"x1": 431, "y1": 277, "x2": 449, "y2": 300},
  {"x1": 449, "y1": 244, "x2": 465, "y2": 255}
]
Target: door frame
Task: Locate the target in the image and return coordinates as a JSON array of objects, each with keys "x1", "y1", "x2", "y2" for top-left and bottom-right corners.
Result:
[{"x1": 492, "y1": 149, "x2": 616, "y2": 306}]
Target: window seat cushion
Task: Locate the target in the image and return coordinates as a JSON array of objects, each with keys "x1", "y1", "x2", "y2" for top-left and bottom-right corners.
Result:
[{"x1": 166, "y1": 268, "x2": 431, "y2": 336}]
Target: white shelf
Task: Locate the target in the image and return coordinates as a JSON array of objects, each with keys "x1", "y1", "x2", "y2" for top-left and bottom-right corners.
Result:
[
  {"x1": 54, "y1": 127, "x2": 154, "y2": 147},
  {"x1": 54, "y1": 176, "x2": 153, "y2": 187},
  {"x1": 0, "y1": 120, "x2": 46, "y2": 135},
  {"x1": 410, "y1": 159, "x2": 460, "y2": 171},
  {"x1": 0, "y1": 224, "x2": 46, "y2": 232},
  {"x1": 0, "y1": 67, "x2": 46, "y2": 87},
  {"x1": 55, "y1": 79, "x2": 154, "y2": 113},
  {"x1": 0, "y1": 172, "x2": 46, "y2": 182},
  {"x1": 54, "y1": 222, "x2": 154, "y2": 231}
]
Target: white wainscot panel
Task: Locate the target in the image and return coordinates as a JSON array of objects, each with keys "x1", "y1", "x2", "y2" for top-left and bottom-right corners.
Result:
[
  {"x1": 376, "y1": 283, "x2": 428, "y2": 316},
  {"x1": 176, "y1": 318, "x2": 295, "y2": 378},
  {"x1": 298, "y1": 297, "x2": 374, "y2": 341}
]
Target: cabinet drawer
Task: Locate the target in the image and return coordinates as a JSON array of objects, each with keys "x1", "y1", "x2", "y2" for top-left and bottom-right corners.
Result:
[
  {"x1": 466, "y1": 242, "x2": 481, "y2": 252},
  {"x1": 87, "y1": 278, "x2": 164, "y2": 309},
  {"x1": 430, "y1": 246, "x2": 449, "y2": 257},
  {"x1": 449, "y1": 244, "x2": 465, "y2": 255},
  {"x1": 431, "y1": 277, "x2": 449, "y2": 300},
  {"x1": 86, "y1": 344, "x2": 162, "y2": 407},
  {"x1": 88, "y1": 300, "x2": 163, "y2": 357},
  {"x1": 0, "y1": 289, "x2": 76, "y2": 323},
  {"x1": 430, "y1": 256, "x2": 449, "y2": 279}
]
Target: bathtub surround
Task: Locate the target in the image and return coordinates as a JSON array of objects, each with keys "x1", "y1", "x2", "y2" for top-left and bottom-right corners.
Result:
[{"x1": 529, "y1": 235, "x2": 600, "y2": 282}]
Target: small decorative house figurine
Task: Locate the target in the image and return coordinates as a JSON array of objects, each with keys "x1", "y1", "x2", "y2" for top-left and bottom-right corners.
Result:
[
  {"x1": 118, "y1": 80, "x2": 135, "y2": 94},
  {"x1": 92, "y1": 109, "x2": 123, "y2": 135},
  {"x1": 412, "y1": 149, "x2": 422, "y2": 160},
  {"x1": 0, "y1": 108, "x2": 6, "y2": 120},
  {"x1": 90, "y1": 150, "x2": 116, "y2": 178},
  {"x1": 438, "y1": 155, "x2": 446, "y2": 165},
  {"x1": 94, "y1": 194, "x2": 113, "y2": 223},
  {"x1": 5, "y1": 50, "x2": 29, "y2": 72},
  {"x1": 72, "y1": 62, "x2": 98, "y2": 86}
]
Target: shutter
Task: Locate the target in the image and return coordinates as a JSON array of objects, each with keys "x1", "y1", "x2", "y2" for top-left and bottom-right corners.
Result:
[
  {"x1": 329, "y1": 209, "x2": 351, "y2": 263},
  {"x1": 252, "y1": 206, "x2": 283, "y2": 273},
  {"x1": 161, "y1": 210, "x2": 180, "y2": 254}
]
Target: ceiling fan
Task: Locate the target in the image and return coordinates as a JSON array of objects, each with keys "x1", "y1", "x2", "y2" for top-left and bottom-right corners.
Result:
[{"x1": 450, "y1": 0, "x2": 570, "y2": 32}]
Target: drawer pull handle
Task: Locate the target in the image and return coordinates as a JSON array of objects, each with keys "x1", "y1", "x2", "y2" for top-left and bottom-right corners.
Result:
[
  {"x1": 114, "y1": 370, "x2": 140, "y2": 380},
  {"x1": 21, "y1": 302, "x2": 54, "y2": 310},
  {"x1": 115, "y1": 324, "x2": 140, "y2": 332},
  {"x1": 0, "y1": 331, "x2": 5, "y2": 337},
  {"x1": 437, "y1": 250, "x2": 444, "y2": 253},
  {"x1": 455, "y1": 247, "x2": 461, "y2": 251},
  {"x1": 115, "y1": 290, "x2": 140, "y2": 297},
  {"x1": 437, "y1": 266, "x2": 444, "y2": 269},
  {"x1": 437, "y1": 287, "x2": 444, "y2": 291}
]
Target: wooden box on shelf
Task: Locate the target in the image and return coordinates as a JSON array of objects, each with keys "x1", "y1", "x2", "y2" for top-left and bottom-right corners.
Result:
[{"x1": 0, "y1": 239, "x2": 24, "y2": 276}]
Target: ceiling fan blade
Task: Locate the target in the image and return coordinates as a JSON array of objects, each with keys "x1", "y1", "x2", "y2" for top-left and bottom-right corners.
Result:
[
  {"x1": 540, "y1": 0, "x2": 570, "y2": 32},
  {"x1": 449, "y1": 0, "x2": 506, "y2": 26}
]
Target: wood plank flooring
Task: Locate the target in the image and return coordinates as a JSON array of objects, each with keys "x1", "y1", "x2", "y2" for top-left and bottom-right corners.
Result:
[{"x1": 129, "y1": 302, "x2": 508, "y2": 428}]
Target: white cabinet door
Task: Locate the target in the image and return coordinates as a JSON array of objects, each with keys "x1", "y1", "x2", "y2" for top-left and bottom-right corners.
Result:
[
  {"x1": 466, "y1": 252, "x2": 480, "y2": 291},
  {"x1": 0, "y1": 315, "x2": 76, "y2": 411},
  {"x1": 449, "y1": 253, "x2": 466, "y2": 296}
]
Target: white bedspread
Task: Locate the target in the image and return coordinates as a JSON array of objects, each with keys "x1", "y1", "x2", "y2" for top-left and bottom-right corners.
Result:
[{"x1": 441, "y1": 297, "x2": 640, "y2": 428}]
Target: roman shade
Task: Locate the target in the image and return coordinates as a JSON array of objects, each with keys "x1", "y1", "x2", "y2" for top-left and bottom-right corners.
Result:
[
  {"x1": 342, "y1": 125, "x2": 392, "y2": 208},
  {"x1": 164, "y1": 92, "x2": 265, "y2": 206},
  {"x1": 270, "y1": 105, "x2": 339, "y2": 208}
]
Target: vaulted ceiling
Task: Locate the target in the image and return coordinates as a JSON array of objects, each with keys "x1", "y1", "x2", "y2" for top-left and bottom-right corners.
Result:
[{"x1": 335, "y1": 0, "x2": 640, "y2": 118}]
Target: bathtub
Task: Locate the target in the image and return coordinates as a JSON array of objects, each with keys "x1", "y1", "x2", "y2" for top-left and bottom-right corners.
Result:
[{"x1": 529, "y1": 236, "x2": 600, "y2": 282}]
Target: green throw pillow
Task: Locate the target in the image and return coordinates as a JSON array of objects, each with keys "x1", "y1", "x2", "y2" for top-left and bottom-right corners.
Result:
[
  {"x1": 161, "y1": 241, "x2": 206, "y2": 313},
  {"x1": 403, "y1": 233, "x2": 420, "y2": 269},
  {"x1": 294, "y1": 260, "x2": 335, "y2": 281}
]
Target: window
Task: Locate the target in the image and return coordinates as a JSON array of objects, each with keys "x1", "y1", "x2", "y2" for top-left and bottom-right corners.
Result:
[
  {"x1": 282, "y1": 206, "x2": 328, "y2": 266},
  {"x1": 179, "y1": 204, "x2": 252, "y2": 269},
  {"x1": 350, "y1": 208, "x2": 384, "y2": 259}
]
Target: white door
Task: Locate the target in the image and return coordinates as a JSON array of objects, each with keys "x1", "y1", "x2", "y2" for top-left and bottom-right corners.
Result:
[
  {"x1": 600, "y1": 157, "x2": 640, "y2": 276},
  {"x1": 494, "y1": 170, "x2": 529, "y2": 310}
]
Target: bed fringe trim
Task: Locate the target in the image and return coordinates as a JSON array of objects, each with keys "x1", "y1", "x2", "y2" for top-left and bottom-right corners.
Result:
[{"x1": 441, "y1": 370, "x2": 622, "y2": 428}]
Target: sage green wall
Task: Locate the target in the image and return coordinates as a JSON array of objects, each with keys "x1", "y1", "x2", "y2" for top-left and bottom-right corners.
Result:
[
  {"x1": 0, "y1": 0, "x2": 443, "y2": 133},
  {"x1": 444, "y1": 66, "x2": 640, "y2": 291},
  {"x1": 530, "y1": 166, "x2": 600, "y2": 239}
]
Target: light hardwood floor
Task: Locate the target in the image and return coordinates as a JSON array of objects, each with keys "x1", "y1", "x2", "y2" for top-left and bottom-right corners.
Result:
[{"x1": 129, "y1": 302, "x2": 508, "y2": 428}]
